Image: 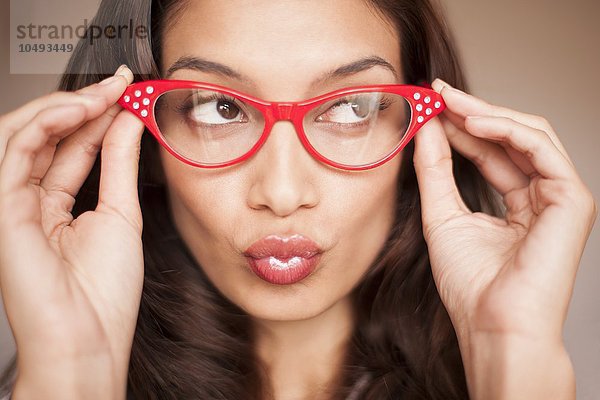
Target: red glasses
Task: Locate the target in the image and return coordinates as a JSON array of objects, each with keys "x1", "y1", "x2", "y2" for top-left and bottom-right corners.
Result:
[{"x1": 117, "y1": 80, "x2": 445, "y2": 171}]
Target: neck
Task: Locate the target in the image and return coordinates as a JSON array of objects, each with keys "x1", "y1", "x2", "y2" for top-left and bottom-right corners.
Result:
[{"x1": 252, "y1": 294, "x2": 355, "y2": 400}]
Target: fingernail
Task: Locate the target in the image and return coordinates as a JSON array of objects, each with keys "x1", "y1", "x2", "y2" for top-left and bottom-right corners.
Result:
[
  {"x1": 433, "y1": 78, "x2": 452, "y2": 90},
  {"x1": 115, "y1": 64, "x2": 129, "y2": 77},
  {"x1": 98, "y1": 65, "x2": 130, "y2": 86},
  {"x1": 115, "y1": 64, "x2": 127, "y2": 75},
  {"x1": 115, "y1": 64, "x2": 133, "y2": 85}
]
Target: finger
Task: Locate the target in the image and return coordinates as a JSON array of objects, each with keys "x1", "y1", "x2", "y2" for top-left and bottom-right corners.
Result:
[
  {"x1": 0, "y1": 93, "x2": 101, "y2": 139},
  {"x1": 40, "y1": 69, "x2": 135, "y2": 202},
  {"x1": 413, "y1": 116, "x2": 470, "y2": 235},
  {"x1": 0, "y1": 104, "x2": 91, "y2": 195},
  {"x1": 0, "y1": 66, "x2": 131, "y2": 165},
  {"x1": 10, "y1": 71, "x2": 134, "y2": 189},
  {"x1": 0, "y1": 93, "x2": 103, "y2": 164},
  {"x1": 0, "y1": 65, "x2": 130, "y2": 136},
  {"x1": 439, "y1": 113, "x2": 530, "y2": 195},
  {"x1": 464, "y1": 116, "x2": 575, "y2": 181},
  {"x1": 96, "y1": 109, "x2": 145, "y2": 232},
  {"x1": 431, "y1": 78, "x2": 573, "y2": 166},
  {"x1": 0, "y1": 186, "x2": 68, "y2": 326},
  {"x1": 24, "y1": 97, "x2": 119, "y2": 187},
  {"x1": 0, "y1": 106, "x2": 100, "y2": 303},
  {"x1": 38, "y1": 104, "x2": 121, "y2": 203},
  {"x1": 75, "y1": 64, "x2": 133, "y2": 96},
  {"x1": 439, "y1": 105, "x2": 539, "y2": 178}
]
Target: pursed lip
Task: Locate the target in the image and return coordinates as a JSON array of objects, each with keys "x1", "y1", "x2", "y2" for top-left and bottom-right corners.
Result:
[{"x1": 243, "y1": 233, "x2": 322, "y2": 260}]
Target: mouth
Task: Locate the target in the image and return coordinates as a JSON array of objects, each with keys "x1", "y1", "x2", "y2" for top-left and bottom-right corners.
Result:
[{"x1": 243, "y1": 234, "x2": 323, "y2": 285}]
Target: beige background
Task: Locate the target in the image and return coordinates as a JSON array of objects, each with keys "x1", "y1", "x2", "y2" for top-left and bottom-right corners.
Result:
[{"x1": 1, "y1": 0, "x2": 599, "y2": 397}]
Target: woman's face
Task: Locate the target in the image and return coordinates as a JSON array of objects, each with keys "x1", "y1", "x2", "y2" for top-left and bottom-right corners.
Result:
[{"x1": 159, "y1": 0, "x2": 402, "y2": 321}]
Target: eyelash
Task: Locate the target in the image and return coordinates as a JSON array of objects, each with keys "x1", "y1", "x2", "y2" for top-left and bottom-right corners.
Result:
[
  {"x1": 317, "y1": 95, "x2": 395, "y2": 128},
  {"x1": 175, "y1": 93, "x2": 244, "y2": 123},
  {"x1": 330, "y1": 95, "x2": 394, "y2": 112},
  {"x1": 173, "y1": 92, "x2": 396, "y2": 129}
]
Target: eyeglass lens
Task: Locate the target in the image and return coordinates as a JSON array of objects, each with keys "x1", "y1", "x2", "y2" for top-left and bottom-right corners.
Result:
[{"x1": 154, "y1": 88, "x2": 412, "y2": 166}]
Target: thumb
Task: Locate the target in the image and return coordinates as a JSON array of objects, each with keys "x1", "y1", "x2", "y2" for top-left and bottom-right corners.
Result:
[
  {"x1": 96, "y1": 109, "x2": 145, "y2": 232},
  {"x1": 413, "y1": 115, "x2": 469, "y2": 236}
]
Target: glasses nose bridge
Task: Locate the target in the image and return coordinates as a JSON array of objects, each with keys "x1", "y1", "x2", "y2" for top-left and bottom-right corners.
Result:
[{"x1": 271, "y1": 102, "x2": 296, "y2": 121}]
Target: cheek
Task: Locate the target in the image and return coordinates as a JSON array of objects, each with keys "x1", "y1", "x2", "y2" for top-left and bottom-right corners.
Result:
[
  {"x1": 327, "y1": 157, "x2": 400, "y2": 238},
  {"x1": 159, "y1": 148, "x2": 245, "y2": 252},
  {"x1": 162, "y1": 141, "x2": 401, "y2": 262},
  {"x1": 159, "y1": 144, "x2": 402, "y2": 319},
  {"x1": 297, "y1": 155, "x2": 402, "y2": 305}
]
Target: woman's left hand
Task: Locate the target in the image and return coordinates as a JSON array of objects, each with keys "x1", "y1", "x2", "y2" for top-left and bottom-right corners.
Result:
[{"x1": 412, "y1": 78, "x2": 597, "y2": 399}]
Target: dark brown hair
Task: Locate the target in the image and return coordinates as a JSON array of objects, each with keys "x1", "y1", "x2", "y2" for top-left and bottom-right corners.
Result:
[{"x1": 1, "y1": 0, "x2": 503, "y2": 398}]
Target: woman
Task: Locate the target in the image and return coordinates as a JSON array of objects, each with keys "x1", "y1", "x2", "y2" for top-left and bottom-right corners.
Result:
[{"x1": 0, "y1": 0, "x2": 596, "y2": 399}]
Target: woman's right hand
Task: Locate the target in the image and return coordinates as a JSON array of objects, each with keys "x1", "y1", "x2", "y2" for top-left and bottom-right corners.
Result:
[{"x1": 0, "y1": 65, "x2": 145, "y2": 399}]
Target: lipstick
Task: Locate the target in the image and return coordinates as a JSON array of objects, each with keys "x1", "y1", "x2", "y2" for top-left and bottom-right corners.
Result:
[{"x1": 243, "y1": 234, "x2": 323, "y2": 285}]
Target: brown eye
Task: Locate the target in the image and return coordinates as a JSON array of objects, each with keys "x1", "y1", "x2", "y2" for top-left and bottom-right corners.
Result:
[
  {"x1": 182, "y1": 95, "x2": 247, "y2": 125},
  {"x1": 217, "y1": 100, "x2": 240, "y2": 120}
]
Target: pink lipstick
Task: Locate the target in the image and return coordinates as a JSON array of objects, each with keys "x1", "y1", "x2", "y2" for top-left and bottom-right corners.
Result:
[{"x1": 243, "y1": 234, "x2": 323, "y2": 285}]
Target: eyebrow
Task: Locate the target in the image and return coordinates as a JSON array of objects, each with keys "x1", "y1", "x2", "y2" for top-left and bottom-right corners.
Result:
[{"x1": 165, "y1": 55, "x2": 399, "y2": 87}]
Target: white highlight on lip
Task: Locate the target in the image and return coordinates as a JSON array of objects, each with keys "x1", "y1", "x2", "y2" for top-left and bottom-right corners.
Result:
[
  {"x1": 269, "y1": 256, "x2": 302, "y2": 270},
  {"x1": 271, "y1": 233, "x2": 302, "y2": 243}
]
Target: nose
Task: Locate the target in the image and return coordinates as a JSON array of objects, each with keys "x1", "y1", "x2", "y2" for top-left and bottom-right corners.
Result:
[{"x1": 246, "y1": 120, "x2": 319, "y2": 217}]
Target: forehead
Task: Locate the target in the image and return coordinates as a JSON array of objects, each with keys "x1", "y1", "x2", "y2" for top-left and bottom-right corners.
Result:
[{"x1": 160, "y1": 0, "x2": 401, "y2": 98}]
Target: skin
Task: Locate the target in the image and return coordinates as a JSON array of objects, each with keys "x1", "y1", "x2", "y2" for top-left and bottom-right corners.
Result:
[
  {"x1": 0, "y1": 1, "x2": 595, "y2": 400},
  {"x1": 158, "y1": 1, "x2": 401, "y2": 397},
  {"x1": 416, "y1": 81, "x2": 597, "y2": 399}
]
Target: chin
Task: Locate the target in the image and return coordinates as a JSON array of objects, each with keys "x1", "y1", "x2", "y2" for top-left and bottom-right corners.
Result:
[
  {"x1": 202, "y1": 254, "x2": 353, "y2": 322},
  {"x1": 243, "y1": 299, "x2": 333, "y2": 322},
  {"x1": 230, "y1": 276, "x2": 340, "y2": 322}
]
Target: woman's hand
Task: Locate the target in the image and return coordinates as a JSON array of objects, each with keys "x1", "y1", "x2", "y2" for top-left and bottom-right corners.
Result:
[
  {"x1": 412, "y1": 79, "x2": 597, "y2": 400},
  {"x1": 0, "y1": 65, "x2": 145, "y2": 399}
]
